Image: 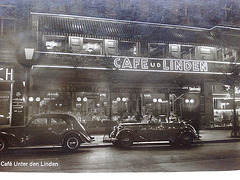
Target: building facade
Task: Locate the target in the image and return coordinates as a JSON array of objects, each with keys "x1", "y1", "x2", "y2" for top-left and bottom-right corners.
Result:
[{"x1": 1, "y1": 1, "x2": 240, "y2": 133}]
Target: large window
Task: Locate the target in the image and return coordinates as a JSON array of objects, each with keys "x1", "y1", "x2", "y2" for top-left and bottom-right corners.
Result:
[
  {"x1": 217, "y1": 47, "x2": 237, "y2": 61},
  {"x1": 0, "y1": 5, "x2": 16, "y2": 36},
  {"x1": 118, "y1": 41, "x2": 138, "y2": 56},
  {"x1": 198, "y1": 46, "x2": 217, "y2": 60},
  {"x1": 43, "y1": 35, "x2": 66, "y2": 52},
  {"x1": 212, "y1": 84, "x2": 240, "y2": 127},
  {"x1": 82, "y1": 38, "x2": 103, "y2": 55},
  {"x1": 0, "y1": 92, "x2": 11, "y2": 125},
  {"x1": 148, "y1": 43, "x2": 168, "y2": 58},
  {"x1": 181, "y1": 45, "x2": 195, "y2": 59}
]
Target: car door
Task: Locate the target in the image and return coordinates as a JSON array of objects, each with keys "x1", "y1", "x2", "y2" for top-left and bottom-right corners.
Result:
[
  {"x1": 48, "y1": 116, "x2": 71, "y2": 144},
  {"x1": 24, "y1": 117, "x2": 52, "y2": 146},
  {"x1": 137, "y1": 122, "x2": 166, "y2": 141}
]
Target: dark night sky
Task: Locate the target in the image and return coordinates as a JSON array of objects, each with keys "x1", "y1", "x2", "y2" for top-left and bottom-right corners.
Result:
[{"x1": 2, "y1": 0, "x2": 240, "y2": 28}]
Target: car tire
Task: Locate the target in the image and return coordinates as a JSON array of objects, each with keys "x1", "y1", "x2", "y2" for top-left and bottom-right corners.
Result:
[
  {"x1": 0, "y1": 137, "x2": 8, "y2": 153},
  {"x1": 118, "y1": 133, "x2": 133, "y2": 148},
  {"x1": 62, "y1": 135, "x2": 81, "y2": 151},
  {"x1": 112, "y1": 141, "x2": 120, "y2": 147},
  {"x1": 179, "y1": 132, "x2": 193, "y2": 147}
]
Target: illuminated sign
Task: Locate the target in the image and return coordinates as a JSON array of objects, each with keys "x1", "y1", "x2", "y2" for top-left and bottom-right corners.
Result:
[
  {"x1": 33, "y1": 52, "x2": 240, "y2": 75},
  {"x1": 113, "y1": 57, "x2": 208, "y2": 73},
  {"x1": 0, "y1": 67, "x2": 13, "y2": 81}
]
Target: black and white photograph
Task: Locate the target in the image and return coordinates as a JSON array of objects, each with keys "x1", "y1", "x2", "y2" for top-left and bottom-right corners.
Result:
[{"x1": 1, "y1": 0, "x2": 240, "y2": 175}]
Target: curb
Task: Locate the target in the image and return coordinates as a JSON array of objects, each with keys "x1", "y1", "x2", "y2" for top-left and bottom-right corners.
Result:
[{"x1": 81, "y1": 138, "x2": 240, "y2": 148}]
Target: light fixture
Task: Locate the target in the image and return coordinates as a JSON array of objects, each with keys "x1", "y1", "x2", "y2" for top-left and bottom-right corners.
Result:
[
  {"x1": 35, "y1": 97, "x2": 41, "y2": 102},
  {"x1": 190, "y1": 99, "x2": 195, "y2": 103},
  {"x1": 158, "y1": 98, "x2": 162, "y2": 103},
  {"x1": 83, "y1": 97, "x2": 88, "y2": 102},
  {"x1": 28, "y1": 97, "x2": 34, "y2": 102},
  {"x1": 77, "y1": 97, "x2": 82, "y2": 102},
  {"x1": 122, "y1": 97, "x2": 127, "y2": 102},
  {"x1": 185, "y1": 99, "x2": 190, "y2": 103},
  {"x1": 116, "y1": 97, "x2": 121, "y2": 102},
  {"x1": 153, "y1": 98, "x2": 157, "y2": 102},
  {"x1": 24, "y1": 48, "x2": 35, "y2": 60}
]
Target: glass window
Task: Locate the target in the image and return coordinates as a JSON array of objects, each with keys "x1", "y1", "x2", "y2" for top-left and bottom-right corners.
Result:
[
  {"x1": 111, "y1": 93, "x2": 137, "y2": 122},
  {"x1": 169, "y1": 44, "x2": 180, "y2": 58},
  {"x1": 75, "y1": 92, "x2": 109, "y2": 122},
  {"x1": 0, "y1": 92, "x2": 10, "y2": 125},
  {"x1": 43, "y1": 35, "x2": 66, "y2": 52},
  {"x1": 148, "y1": 43, "x2": 168, "y2": 58},
  {"x1": 217, "y1": 47, "x2": 236, "y2": 61},
  {"x1": 51, "y1": 117, "x2": 68, "y2": 126},
  {"x1": 198, "y1": 46, "x2": 217, "y2": 60},
  {"x1": 69, "y1": 36, "x2": 82, "y2": 52},
  {"x1": 118, "y1": 41, "x2": 137, "y2": 56},
  {"x1": 104, "y1": 39, "x2": 117, "y2": 55},
  {"x1": 181, "y1": 45, "x2": 195, "y2": 59},
  {"x1": 82, "y1": 38, "x2": 103, "y2": 55},
  {"x1": 29, "y1": 118, "x2": 47, "y2": 127}
]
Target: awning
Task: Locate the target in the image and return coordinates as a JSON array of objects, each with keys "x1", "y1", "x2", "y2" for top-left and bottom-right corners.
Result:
[{"x1": 33, "y1": 12, "x2": 217, "y2": 46}]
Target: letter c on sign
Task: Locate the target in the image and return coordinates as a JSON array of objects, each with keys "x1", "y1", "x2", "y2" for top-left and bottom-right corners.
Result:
[{"x1": 114, "y1": 57, "x2": 121, "y2": 68}]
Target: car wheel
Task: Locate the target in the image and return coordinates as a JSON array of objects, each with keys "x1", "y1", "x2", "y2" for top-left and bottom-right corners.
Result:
[
  {"x1": 118, "y1": 133, "x2": 133, "y2": 148},
  {"x1": 179, "y1": 132, "x2": 193, "y2": 147},
  {"x1": 62, "y1": 135, "x2": 81, "y2": 151},
  {"x1": 0, "y1": 137, "x2": 8, "y2": 153}
]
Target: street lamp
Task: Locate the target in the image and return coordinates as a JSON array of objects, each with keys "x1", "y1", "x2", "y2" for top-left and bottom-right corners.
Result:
[
  {"x1": 24, "y1": 48, "x2": 34, "y2": 122},
  {"x1": 24, "y1": 48, "x2": 35, "y2": 60}
]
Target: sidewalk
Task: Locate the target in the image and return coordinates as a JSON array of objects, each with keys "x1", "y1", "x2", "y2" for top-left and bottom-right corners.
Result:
[{"x1": 81, "y1": 130, "x2": 240, "y2": 147}]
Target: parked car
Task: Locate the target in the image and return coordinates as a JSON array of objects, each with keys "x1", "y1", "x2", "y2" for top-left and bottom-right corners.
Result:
[
  {"x1": 0, "y1": 113, "x2": 94, "y2": 153},
  {"x1": 110, "y1": 120, "x2": 200, "y2": 148}
]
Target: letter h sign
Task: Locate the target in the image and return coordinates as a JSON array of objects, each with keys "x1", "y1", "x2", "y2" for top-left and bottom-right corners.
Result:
[{"x1": 5, "y1": 68, "x2": 13, "y2": 81}]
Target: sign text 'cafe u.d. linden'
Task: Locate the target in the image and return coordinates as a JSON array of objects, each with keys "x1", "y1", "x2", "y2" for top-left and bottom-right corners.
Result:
[{"x1": 113, "y1": 57, "x2": 208, "y2": 73}]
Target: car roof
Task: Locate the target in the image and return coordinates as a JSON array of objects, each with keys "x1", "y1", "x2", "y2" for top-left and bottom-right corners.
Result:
[{"x1": 31, "y1": 113, "x2": 75, "y2": 118}]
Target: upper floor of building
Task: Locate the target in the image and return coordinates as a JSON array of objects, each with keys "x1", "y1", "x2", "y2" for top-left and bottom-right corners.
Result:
[{"x1": 31, "y1": 12, "x2": 240, "y2": 63}]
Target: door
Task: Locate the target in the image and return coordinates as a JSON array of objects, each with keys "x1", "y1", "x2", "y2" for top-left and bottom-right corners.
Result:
[
  {"x1": 24, "y1": 117, "x2": 52, "y2": 146},
  {"x1": 137, "y1": 122, "x2": 166, "y2": 141}
]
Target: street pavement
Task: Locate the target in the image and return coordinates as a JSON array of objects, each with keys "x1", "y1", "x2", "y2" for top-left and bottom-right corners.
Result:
[{"x1": 82, "y1": 130, "x2": 240, "y2": 147}]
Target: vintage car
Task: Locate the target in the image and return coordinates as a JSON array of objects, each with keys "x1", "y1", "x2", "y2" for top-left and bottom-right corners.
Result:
[
  {"x1": 110, "y1": 120, "x2": 199, "y2": 148},
  {"x1": 0, "y1": 113, "x2": 94, "y2": 153}
]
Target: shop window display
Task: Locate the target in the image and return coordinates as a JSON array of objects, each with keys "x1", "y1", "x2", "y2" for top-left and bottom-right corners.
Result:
[
  {"x1": 111, "y1": 93, "x2": 140, "y2": 122},
  {"x1": 212, "y1": 84, "x2": 240, "y2": 127},
  {"x1": 142, "y1": 93, "x2": 168, "y2": 122}
]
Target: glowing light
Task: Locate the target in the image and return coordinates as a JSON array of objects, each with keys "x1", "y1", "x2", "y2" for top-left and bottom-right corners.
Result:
[
  {"x1": 35, "y1": 97, "x2": 41, "y2": 102},
  {"x1": 77, "y1": 97, "x2": 82, "y2": 102},
  {"x1": 153, "y1": 98, "x2": 157, "y2": 102},
  {"x1": 83, "y1": 97, "x2": 88, "y2": 102},
  {"x1": 28, "y1": 97, "x2": 34, "y2": 102}
]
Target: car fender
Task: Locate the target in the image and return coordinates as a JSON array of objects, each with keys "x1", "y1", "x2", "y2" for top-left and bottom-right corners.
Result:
[
  {"x1": 62, "y1": 131, "x2": 91, "y2": 144},
  {"x1": 0, "y1": 131, "x2": 21, "y2": 146},
  {"x1": 178, "y1": 128, "x2": 196, "y2": 139}
]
